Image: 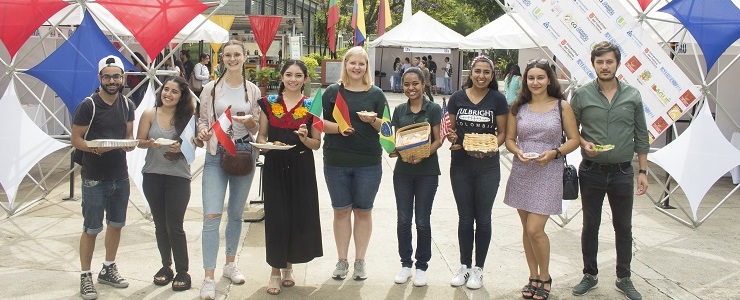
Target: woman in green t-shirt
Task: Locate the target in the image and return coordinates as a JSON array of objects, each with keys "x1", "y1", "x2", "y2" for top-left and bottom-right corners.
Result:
[{"x1": 389, "y1": 67, "x2": 442, "y2": 287}]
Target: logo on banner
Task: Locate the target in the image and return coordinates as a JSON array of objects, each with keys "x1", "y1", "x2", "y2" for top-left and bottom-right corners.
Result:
[
  {"x1": 604, "y1": 33, "x2": 625, "y2": 54},
  {"x1": 643, "y1": 102, "x2": 656, "y2": 119},
  {"x1": 562, "y1": 14, "x2": 589, "y2": 42},
  {"x1": 651, "y1": 84, "x2": 672, "y2": 105},
  {"x1": 642, "y1": 48, "x2": 661, "y2": 67},
  {"x1": 569, "y1": 0, "x2": 589, "y2": 13},
  {"x1": 542, "y1": 22, "x2": 562, "y2": 40},
  {"x1": 680, "y1": 90, "x2": 697, "y2": 107},
  {"x1": 532, "y1": 7, "x2": 544, "y2": 19},
  {"x1": 593, "y1": 0, "x2": 616, "y2": 16},
  {"x1": 659, "y1": 67, "x2": 682, "y2": 91},
  {"x1": 625, "y1": 56, "x2": 642, "y2": 73},
  {"x1": 667, "y1": 104, "x2": 683, "y2": 121},
  {"x1": 636, "y1": 70, "x2": 652, "y2": 85},
  {"x1": 522, "y1": 0, "x2": 532, "y2": 6},
  {"x1": 625, "y1": 30, "x2": 644, "y2": 48},
  {"x1": 615, "y1": 16, "x2": 628, "y2": 28},
  {"x1": 648, "y1": 131, "x2": 655, "y2": 144},
  {"x1": 576, "y1": 59, "x2": 596, "y2": 79},
  {"x1": 551, "y1": 4, "x2": 562, "y2": 16},
  {"x1": 652, "y1": 116, "x2": 669, "y2": 134},
  {"x1": 587, "y1": 13, "x2": 607, "y2": 33},
  {"x1": 559, "y1": 39, "x2": 579, "y2": 59}
]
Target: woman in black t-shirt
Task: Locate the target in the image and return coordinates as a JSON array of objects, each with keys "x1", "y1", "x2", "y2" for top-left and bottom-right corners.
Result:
[{"x1": 446, "y1": 55, "x2": 508, "y2": 290}]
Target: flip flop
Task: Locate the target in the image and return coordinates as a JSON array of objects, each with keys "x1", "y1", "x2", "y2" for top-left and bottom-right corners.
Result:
[{"x1": 153, "y1": 267, "x2": 173, "y2": 286}]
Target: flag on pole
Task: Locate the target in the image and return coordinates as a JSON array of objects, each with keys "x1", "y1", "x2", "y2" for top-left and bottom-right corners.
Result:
[
  {"x1": 327, "y1": 0, "x2": 339, "y2": 53},
  {"x1": 332, "y1": 92, "x2": 352, "y2": 133},
  {"x1": 351, "y1": 0, "x2": 366, "y2": 45},
  {"x1": 213, "y1": 106, "x2": 236, "y2": 155},
  {"x1": 440, "y1": 97, "x2": 451, "y2": 144},
  {"x1": 377, "y1": 0, "x2": 392, "y2": 36},
  {"x1": 180, "y1": 116, "x2": 197, "y2": 164},
  {"x1": 379, "y1": 104, "x2": 395, "y2": 153},
  {"x1": 309, "y1": 88, "x2": 324, "y2": 132},
  {"x1": 402, "y1": 0, "x2": 412, "y2": 23}
]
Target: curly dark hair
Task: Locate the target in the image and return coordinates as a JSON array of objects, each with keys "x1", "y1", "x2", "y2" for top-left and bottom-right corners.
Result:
[{"x1": 155, "y1": 76, "x2": 195, "y2": 136}]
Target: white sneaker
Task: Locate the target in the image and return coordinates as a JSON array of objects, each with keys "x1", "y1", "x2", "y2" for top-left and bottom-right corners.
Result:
[
  {"x1": 466, "y1": 267, "x2": 483, "y2": 289},
  {"x1": 222, "y1": 263, "x2": 245, "y2": 284},
  {"x1": 450, "y1": 265, "x2": 470, "y2": 287},
  {"x1": 414, "y1": 269, "x2": 428, "y2": 287},
  {"x1": 394, "y1": 267, "x2": 412, "y2": 284},
  {"x1": 200, "y1": 277, "x2": 215, "y2": 300}
]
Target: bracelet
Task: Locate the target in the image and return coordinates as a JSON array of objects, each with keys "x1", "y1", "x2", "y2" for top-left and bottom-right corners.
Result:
[{"x1": 639, "y1": 169, "x2": 647, "y2": 175}]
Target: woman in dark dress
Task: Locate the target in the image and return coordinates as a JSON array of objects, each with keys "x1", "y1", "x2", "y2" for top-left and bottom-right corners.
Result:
[{"x1": 256, "y1": 59, "x2": 322, "y2": 295}]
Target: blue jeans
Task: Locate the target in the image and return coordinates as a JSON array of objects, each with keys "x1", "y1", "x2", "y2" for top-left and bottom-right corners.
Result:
[
  {"x1": 201, "y1": 143, "x2": 255, "y2": 270},
  {"x1": 444, "y1": 77, "x2": 452, "y2": 94},
  {"x1": 393, "y1": 173, "x2": 438, "y2": 271},
  {"x1": 324, "y1": 164, "x2": 382, "y2": 210},
  {"x1": 81, "y1": 178, "x2": 130, "y2": 234},
  {"x1": 579, "y1": 161, "x2": 634, "y2": 278},
  {"x1": 450, "y1": 158, "x2": 500, "y2": 269}
]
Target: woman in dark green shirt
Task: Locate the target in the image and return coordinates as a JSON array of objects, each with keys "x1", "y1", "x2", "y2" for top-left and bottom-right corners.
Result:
[
  {"x1": 322, "y1": 46, "x2": 388, "y2": 281},
  {"x1": 389, "y1": 67, "x2": 442, "y2": 287}
]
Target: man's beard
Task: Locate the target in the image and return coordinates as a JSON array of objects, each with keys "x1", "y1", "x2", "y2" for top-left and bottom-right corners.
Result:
[{"x1": 100, "y1": 83, "x2": 122, "y2": 95}]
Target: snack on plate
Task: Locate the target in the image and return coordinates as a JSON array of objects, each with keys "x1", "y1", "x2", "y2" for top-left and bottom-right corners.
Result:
[
  {"x1": 463, "y1": 133, "x2": 498, "y2": 155},
  {"x1": 396, "y1": 131, "x2": 427, "y2": 147},
  {"x1": 522, "y1": 152, "x2": 539, "y2": 159},
  {"x1": 272, "y1": 141, "x2": 287, "y2": 146},
  {"x1": 593, "y1": 144, "x2": 615, "y2": 152},
  {"x1": 356, "y1": 110, "x2": 377, "y2": 117},
  {"x1": 154, "y1": 138, "x2": 177, "y2": 145}
]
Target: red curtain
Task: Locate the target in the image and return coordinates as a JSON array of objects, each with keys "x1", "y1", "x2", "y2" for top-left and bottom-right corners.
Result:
[
  {"x1": 248, "y1": 16, "x2": 282, "y2": 68},
  {"x1": 97, "y1": 0, "x2": 207, "y2": 61},
  {"x1": 0, "y1": 0, "x2": 67, "y2": 58}
]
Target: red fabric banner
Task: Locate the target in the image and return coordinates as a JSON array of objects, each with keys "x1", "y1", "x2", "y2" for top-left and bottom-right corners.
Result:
[
  {"x1": 248, "y1": 16, "x2": 282, "y2": 68},
  {"x1": 638, "y1": 0, "x2": 653, "y2": 11},
  {"x1": 97, "y1": 0, "x2": 207, "y2": 62},
  {"x1": 0, "y1": 0, "x2": 67, "y2": 58}
]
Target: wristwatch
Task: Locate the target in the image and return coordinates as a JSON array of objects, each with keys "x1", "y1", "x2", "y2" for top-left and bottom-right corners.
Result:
[
  {"x1": 553, "y1": 148, "x2": 563, "y2": 159},
  {"x1": 639, "y1": 169, "x2": 648, "y2": 175}
]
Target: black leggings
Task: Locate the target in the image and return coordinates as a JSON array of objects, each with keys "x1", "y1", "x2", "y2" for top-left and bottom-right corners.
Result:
[{"x1": 143, "y1": 173, "x2": 191, "y2": 273}]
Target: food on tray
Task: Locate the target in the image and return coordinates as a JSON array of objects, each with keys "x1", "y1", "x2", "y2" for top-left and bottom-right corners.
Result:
[
  {"x1": 396, "y1": 131, "x2": 428, "y2": 147},
  {"x1": 593, "y1": 144, "x2": 615, "y2": 152},
  {"x1": 463, "y1": 133, "x2": 498, "y2": 153},
  {"x1": 154, "y1": 138, "x2": 177, "y2": 145},
  {"x1": 522, "y1": 152, "x2": 539, "y2": 159},
  {"x1": 356, "y1": 110, "x2": 377, "y2": 117},
  {"x1": 272, "y1": 141, "x2": 287, "y2": 146},
  {"x1": 86, "y1": 139, "x2": 139, "y2": 148}
]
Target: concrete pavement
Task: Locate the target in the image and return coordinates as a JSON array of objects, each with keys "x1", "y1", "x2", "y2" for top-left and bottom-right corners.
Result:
[{"x1": 1, "y1": 91, "x2": 738, "y2": 299}]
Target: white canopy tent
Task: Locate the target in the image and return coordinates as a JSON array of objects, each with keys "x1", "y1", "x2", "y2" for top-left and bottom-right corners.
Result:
[
  {"x1": 368, "y1": 11, "x2": 465, "y2": 92},
  {"x1": 458, "y1": 12, "x2": 538, "y2": 50}
]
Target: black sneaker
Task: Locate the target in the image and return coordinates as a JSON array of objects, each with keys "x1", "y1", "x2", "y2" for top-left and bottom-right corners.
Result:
[
  {"x1": 98, "y1": 263, "x2": 129, "y2": 288},
  {"x1": 80, "y1": 273, "x2": 98, "y2": 300}
]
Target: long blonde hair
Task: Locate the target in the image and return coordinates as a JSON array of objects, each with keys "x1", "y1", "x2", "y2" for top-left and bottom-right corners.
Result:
[{"x1": 339, "y1": 46, "x2": 372, "y2": 88}]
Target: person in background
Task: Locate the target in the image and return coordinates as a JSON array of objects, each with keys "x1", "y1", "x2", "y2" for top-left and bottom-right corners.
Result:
[
  {"x1": 505, "y1": 64, "x2": 522, "y2": 105},
  {"x1": 196, "y1": 40, "x2": 261, "y2": 300},
  {"x1": 419, "y1": 61, "x2": 434, "y2": 102},
  {"x1": 128, "y1": 51, "x2": 148, "y2": 106},
  {"x1": 442, "y1": 57, "x2": 452, "y2": 95},
  {"x1": 503, "y1": 59, "x2": 580, "y2": 300},
  {"x1": 446, "y1": 55, "x2": 508, "y2": 290},
  {"x1": 389, "y1": 67, "x2": 442, "y2": 287},
  {"x1": 413, "y1": 56, "x2": 421, "y2": 67},
  {"x1": 136, "y1": 76, "x2": 196, "y2": 292},
  {"x1": 256, "y1": 59, "x2": 323, "y2": 295},
  {"x1": 72, "y1": 55, "x2": 136, "y2": 300},
  {"x1": 392, "y1": 57, "x2": 402, "y2": 93},
  {"x1": 193, "y1": 53, "x2": 211, "y2": 97},
  {"x1": 427, "y1": 55, "x2": 438, "y2": 95},
  {"x1": 570, "y1": 41, "x2": 649, "y2": 300},
  {"x1": 181, "y1": 51, "x2": 194, "y2": 81},
  {"x1": 322, "y1": 46, "x2": 388, "y2": 282},
  {"x1": 401, "y1": 57, "x2": 412, "y2": 74}
]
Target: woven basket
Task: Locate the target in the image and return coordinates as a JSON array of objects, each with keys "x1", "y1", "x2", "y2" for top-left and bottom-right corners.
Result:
[
  {"x1": 395, "y1": 122, "x2": 431, "y2": 162},
  {"x1": 463, "y1": 133, "x2": 498, "y2": 156}
]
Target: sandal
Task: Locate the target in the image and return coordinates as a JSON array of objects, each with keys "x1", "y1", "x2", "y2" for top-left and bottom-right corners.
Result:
[
  {"x1": 522, "y1": 278, "x2": 540, "y2": 299},
  {"x1": 533, "y1": 277, "x2": 552, "y2": 300},
  {"x1": 153, "y1": 266, "x2": 173, "y2": 286},
  {"x1": 280, "y1": 268, "x2": 295, "y2": 287},
  {"x1": 172, "y1": 272, "x2": 191, "y2": 291},
  {"x1": 267, "y1": 275, "x2": 281, "y2": 295}
]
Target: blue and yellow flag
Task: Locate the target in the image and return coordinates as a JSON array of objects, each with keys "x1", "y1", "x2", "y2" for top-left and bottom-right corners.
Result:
[{"x1": 379, "y1": 104, "x2": 395, "y2": 153}]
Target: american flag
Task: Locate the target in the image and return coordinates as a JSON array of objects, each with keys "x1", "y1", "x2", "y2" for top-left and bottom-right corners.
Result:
[{"x1": 440, "y1": 97, "x2": 451, "y2": 144}]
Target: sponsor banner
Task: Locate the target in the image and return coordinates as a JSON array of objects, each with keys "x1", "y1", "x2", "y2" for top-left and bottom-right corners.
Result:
[{"x1": 510, "y1": 0, "x2": 701, "y2": 142}]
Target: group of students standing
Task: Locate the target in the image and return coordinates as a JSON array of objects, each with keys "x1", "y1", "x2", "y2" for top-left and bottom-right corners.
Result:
[{"x1": 71, "y1": 40, "x2": 648, "y2": 300}]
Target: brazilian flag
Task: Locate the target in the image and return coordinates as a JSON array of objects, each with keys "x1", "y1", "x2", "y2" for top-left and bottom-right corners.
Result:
[{"x1": 379, "y1": 104, "x2": 395, "y2": 153}]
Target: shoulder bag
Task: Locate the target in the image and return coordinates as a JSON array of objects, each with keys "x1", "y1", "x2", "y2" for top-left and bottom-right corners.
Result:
[
  {"x1": 189, "y1": 65, "x2": 204, "y2": 92},
  {"x1": 558, "y1": 100, "x2": 579, "y2": 200},
  {"x1": 213, "y1": 78, "x2": 254, "y2": 176}
]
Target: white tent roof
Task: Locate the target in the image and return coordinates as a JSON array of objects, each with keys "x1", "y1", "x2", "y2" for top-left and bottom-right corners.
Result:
[
  {"x1": 368, "y1": 11, "x2": 464, "y2": 49},
  {"x1": 47, "y1": 4, "x2": 229, "y2": 43},
  {"x1": 458, "y1": 13, "x2": 538, "y2": 50}
]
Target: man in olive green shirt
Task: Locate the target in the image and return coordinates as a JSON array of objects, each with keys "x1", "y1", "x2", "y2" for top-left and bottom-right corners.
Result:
[{"x1": 570, "y1": 41, "x2": 649, "y2": 300}]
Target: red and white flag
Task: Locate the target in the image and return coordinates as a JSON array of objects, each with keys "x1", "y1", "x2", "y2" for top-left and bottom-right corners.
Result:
[
  {"x1": 213, "y1": 106, "x2": 236, "y2": 155},
  {"x1": 440, "y1": 97, "x2": 451, "y2": 144}
]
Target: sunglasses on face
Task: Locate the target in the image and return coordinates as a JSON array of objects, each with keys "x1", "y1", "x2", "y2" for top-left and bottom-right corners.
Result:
[{"x1": 527, "y1": 58, "x2": 549, "y2": 66}]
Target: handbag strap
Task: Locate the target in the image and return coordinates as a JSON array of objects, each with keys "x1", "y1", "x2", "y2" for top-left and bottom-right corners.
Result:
[
  {"x1": 557, "y1": 99, "x2": 569, "y2": 166},
  {"x1": 82, "y1": 97, "x2": 95, "y2": 140}
]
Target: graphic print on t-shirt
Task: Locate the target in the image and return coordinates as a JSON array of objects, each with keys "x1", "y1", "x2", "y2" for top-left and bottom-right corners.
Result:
[{"x1": 456, "y1": 108, "x2": 494, "y2": 129}]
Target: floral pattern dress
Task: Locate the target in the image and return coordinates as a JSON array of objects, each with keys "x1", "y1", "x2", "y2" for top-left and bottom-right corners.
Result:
[{"x1": 259, "y1": 94, "x2": 323, "y2": 268}]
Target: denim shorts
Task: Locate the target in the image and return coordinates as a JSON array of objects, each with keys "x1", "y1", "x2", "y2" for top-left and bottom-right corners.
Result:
[
  {"x1": 324, "y1": 164, "x2": 382, "y2": 210},
  {"x1": 81, "y1": 178, "x2": 130, "y2": 234}
]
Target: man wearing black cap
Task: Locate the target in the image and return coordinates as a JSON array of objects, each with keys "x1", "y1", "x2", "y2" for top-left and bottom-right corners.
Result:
[{"x1": 71, "y1": 55, "x2": 136, "y2": 300}]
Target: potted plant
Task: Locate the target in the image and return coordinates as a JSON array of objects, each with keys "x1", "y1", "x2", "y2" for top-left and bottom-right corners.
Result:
[
  {"x1": 255, "y1": 67, "x2": 275, "y2": 97},
  {"x1": 302, "y1": 56, "x2": 319, "y2": 97}
]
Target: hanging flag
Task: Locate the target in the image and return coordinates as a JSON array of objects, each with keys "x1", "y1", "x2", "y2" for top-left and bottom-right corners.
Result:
[
  {"x1": 327, "y1": 0, "x2": 339, "y2": 53},
  {"x1": 440, "y1": 97, "x2": 451, "y2": 144},
  {"x1": 332, "y1": 92, "x2": 352, "y2": 133},
  {"x1": 377, "y1": 0, "x2": 392, "y2": 36},
  {"x1": 379, "y1": 104, "x2": 395, "y2": 153},
  {"x1": 402, "y1": 0, "x2": 412, "y2": 23},
  {"x1": 180, "y1": 116, "x2": 197, "y2": 164},
  {"x1": 638, "y1": 0, "x2": 653, "y2": 11},
  {"x1": 309, "y1": 88, "x2": 324, "y2": 132},
  {"x1": 351, "y1": 0, "x2": 366, "y2": 45},
  {"x1": 212, "y1": 106, "x2": 236, "y2": 155}
]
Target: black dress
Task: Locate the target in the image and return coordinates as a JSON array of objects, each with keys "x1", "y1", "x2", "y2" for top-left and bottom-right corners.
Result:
[{"x1": 259, "y1": 95, "x2": 323, "y2": 268}]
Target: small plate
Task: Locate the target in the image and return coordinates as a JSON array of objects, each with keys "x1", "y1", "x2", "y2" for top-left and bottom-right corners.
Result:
[
  {"x1": 154, "y1": 138, "x2": 177, "y2": 146},
  {"x1": 356, "y1": 111, "x2": 377, "y2": 118},
  {"x1": 87, "y1": 139, "x2": 139, "y2": 148},
  {"x1": 232, "y1": 115, "x2": 252, "y2": 122},
  {"x1": 249, "y1": 142, "x2": 296, "y2": 150},
  {"x1": 522, "y1": 152, "x2": 540, "y2": 159},
  {"x1": 593, "y1": 144, "x2": 615, "y2": 152}
]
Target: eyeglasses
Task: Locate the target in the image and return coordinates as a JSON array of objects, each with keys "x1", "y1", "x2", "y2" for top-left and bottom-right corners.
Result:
[
  {"x1": 101, "y1": 74, "x2": 123, "y2": 81},
  {"x1": 527, "y1": 58, "x2": 549, "y2": 66}
]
